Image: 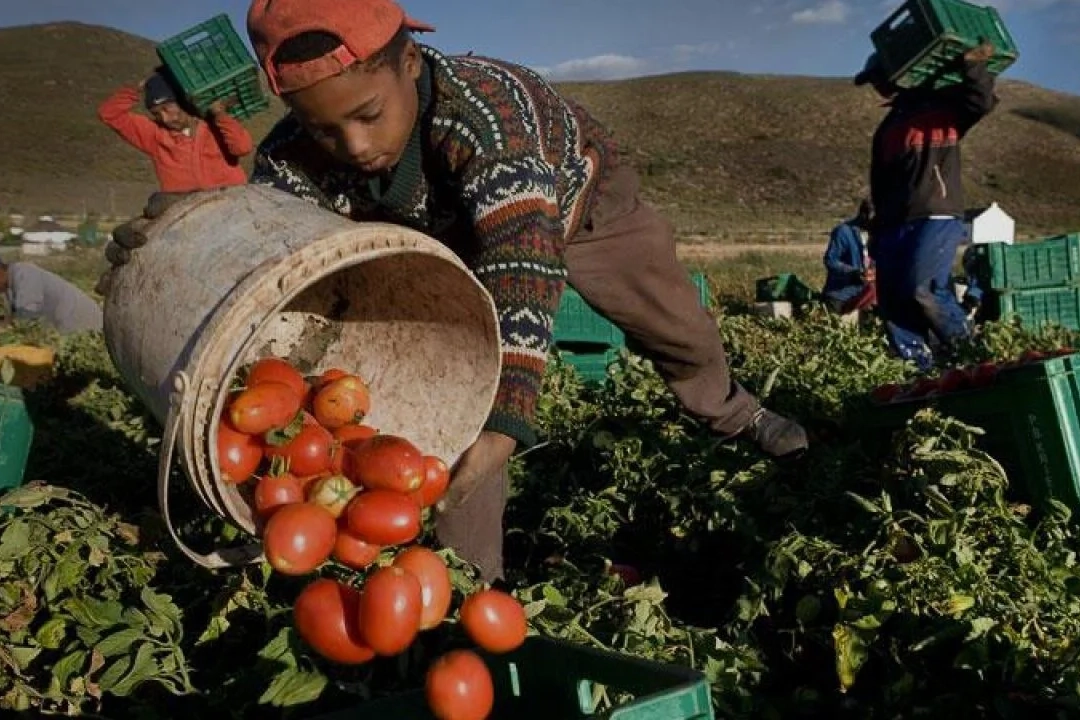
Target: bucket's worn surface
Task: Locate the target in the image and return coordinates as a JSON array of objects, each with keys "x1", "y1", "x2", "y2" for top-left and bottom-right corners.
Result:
[{"x1": 102, "y1": 185, "x2": 502, "y2": 567}]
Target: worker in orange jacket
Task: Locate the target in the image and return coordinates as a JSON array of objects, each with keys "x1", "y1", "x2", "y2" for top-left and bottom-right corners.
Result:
[{"x1": 98, "y1": 69, "x2": 254, "y2": 192}]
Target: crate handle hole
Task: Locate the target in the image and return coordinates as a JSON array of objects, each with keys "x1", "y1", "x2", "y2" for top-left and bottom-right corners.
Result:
[
  {"x1": 887, "y1": 10, "x2": 913, "y2": 30},
  {"x1": 183, "y1": 31, "x2": 211, "y2": 47}
]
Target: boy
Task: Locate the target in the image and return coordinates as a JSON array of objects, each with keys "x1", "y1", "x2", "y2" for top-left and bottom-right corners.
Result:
[
  {"x1": 822, "y1": 199, "x2": 876, "y2": 314},
  {"x1": 855, "y1": 44, "x2": 997, "y2": 370},
  {"x1": 98, "y1": 69, "x2": 254, "y2": 193},
  {"x1": 104, "y1": 0, "x2": 809, "y2": 581}
]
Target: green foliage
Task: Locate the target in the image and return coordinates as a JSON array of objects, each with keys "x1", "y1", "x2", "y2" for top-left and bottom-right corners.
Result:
[{"x1": 2, "y1": 311, "x2": 1080, "y2": 717}]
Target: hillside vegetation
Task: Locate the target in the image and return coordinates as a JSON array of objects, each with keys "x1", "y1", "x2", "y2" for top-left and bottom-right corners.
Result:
[{"x1": 1, "y1": 22, "x2": 1079, "y2": 236}]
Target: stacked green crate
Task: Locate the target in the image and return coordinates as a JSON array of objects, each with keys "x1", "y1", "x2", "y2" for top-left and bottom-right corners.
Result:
[
  {"x1": 553, "y1": 272, "x2": 711, "y2": 383},
  {"x1": 971, "y1": 234, "x2": 1080, "y2": 330},
  {"x1": 156, "y1": 14, "x2": 270, "y2": 120},
  {"x1": 870, "y1": 0, "x2": 1019, "y2": 90}
]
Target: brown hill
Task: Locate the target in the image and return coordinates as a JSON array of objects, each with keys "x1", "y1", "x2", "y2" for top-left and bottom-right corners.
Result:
[{"x1": 1, "y1": 21, "x2": 1079, "y2": 236}]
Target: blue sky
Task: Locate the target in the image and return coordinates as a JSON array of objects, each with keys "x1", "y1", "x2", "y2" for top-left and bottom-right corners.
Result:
[{"x1": 2, "y1": 0, "x2": 1077, "y2": 93}]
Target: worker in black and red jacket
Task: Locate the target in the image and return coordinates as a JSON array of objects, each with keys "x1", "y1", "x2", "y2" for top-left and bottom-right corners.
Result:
[{"x1": 855, "y1": 41, "x2": 998, "y2": 371}]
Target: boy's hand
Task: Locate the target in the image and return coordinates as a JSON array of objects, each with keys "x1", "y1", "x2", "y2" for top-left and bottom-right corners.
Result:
[
  {"x1": 964, "y1": 40, "x2": 995, "y2": 64},
  {"x1": 436, "y1": 431, "x2": 517, "y2": 513},
  {"x1": 207, "y1": 97, "x2": 237, "y2": 118},
  {"x1": 94, "y1": 191, "x2": 195, "y2": 296}
]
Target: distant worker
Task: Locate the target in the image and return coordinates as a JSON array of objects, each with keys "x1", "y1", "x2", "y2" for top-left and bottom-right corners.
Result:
[
  {"x1": 856, "y1": 41, "x2": 998, "y2": 370},
  {"x1": 0, "y1": 260, "x2": 103, "y2": 335},
  {"x1": 821, "y1": 199, "x2": 876, "y2": 314},
  {"x1": 97, "y1": 68, "x2": 254, "y2": 192}
]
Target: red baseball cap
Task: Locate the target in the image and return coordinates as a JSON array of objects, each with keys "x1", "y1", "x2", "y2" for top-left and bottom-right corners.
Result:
[{"x1": 247, "y1": 0, "x2": 435, "y2": 95}]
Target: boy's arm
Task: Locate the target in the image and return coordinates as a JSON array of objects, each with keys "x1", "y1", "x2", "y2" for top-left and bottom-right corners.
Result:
[
  {"x1": 97, "y1": 85, "x2": 160, "y2": 154},
  {"x1": 251, "y1": 133, "x2": 336, "y2": 211},
  {"x1": 939, "y1": 43, "x2": 998, "y2": 133},
  {"x1": 207, "y1": 102, "x2": 255, "y2": 158},
  {"x1": 460, "y1": 156, "x2": 566, "y2": 448}
]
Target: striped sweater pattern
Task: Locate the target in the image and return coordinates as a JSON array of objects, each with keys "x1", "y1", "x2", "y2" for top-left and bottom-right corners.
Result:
[{"x1": 252, "y1": 45, "x2": 617, "y2": 446}]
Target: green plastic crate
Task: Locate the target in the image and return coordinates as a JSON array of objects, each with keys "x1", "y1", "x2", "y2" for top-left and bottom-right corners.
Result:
[
  {"x1": 554, "y1": 288, "x2": 626, "y2": 346},
  {"x1": 554, "y1": 272, "x2": 710, "y2": 347},
  {"x1": 755, "y1": 273, "x2": 815, "y2": 304},
  {"x1": 0, "y1": 385, "x2": 33, "y2": 491},
  {"x1": 983, "y1": 234, "x2": 1080, "y2": 291},
  {"x1": 865, "y1": 354, "x2": 1080, "y2": 511},
  {"x1": 557, "y1": 346, "x2": 620, "y2": 384},
  {"x1": 871, "y1": 0, "x2": 1019, "y2": 90},
  {"x1": 156, "y1": 14, "x2": 270, "y2": 120},
  {"x1": 993, "y1": 286, "x2": 1080, "y2": 331},
  {"x1": 309, "y1": 636, "x2": 714, "y2": 720}
]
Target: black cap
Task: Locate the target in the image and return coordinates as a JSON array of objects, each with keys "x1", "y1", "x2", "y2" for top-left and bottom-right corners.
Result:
[{"x1": 144, "y1": 70, "x2": 179, "y2": 110}]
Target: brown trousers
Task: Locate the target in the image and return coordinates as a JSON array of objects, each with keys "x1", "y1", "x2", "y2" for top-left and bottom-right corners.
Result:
[{"x1": 436, "y1": 164, "x2": 758, "y2": 581}]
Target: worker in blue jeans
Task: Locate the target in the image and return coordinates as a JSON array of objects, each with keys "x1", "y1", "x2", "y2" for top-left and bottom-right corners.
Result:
[{"x1": 855, "y1": 41, "x2": 998, "y2": 371}]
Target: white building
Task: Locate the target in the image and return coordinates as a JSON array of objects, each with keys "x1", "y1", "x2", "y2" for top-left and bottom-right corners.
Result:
[
  {"x1": 966, "y1": 202, "x2": 1015, "y2": 245},
  {"x1": 20, "y1": 217, "x2": 76, "y2": 256}
]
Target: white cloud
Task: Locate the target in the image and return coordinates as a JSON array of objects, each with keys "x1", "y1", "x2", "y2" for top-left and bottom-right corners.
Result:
[
  {"x1": 533, "y1": 54, "x2": 652, "y2": 81},
  {"x1": 791, "y1": 0, "x2": 851, "y2": 24}
]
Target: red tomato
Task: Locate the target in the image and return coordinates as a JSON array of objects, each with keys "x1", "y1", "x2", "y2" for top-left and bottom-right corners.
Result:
[
  {"x1": 968, "y1": 361, "x2": 999, "y2": 388},
  {"x1": 247, "y1": 357, "x2": 307, "y2": 400},
  {"x1": 606, "y1": 563, "x2": 643, "y2": 586},
  {"x1": 330, "y1": 425, "x2": 380, "y2": 474},
  {"x1": 217, "y1": 416, "x2": 263, "y2": 485},
  {"x1": 412, "y1": 455, "x2": 451, "y2": 508},
  {"x1": 1019, "y1": 350, "x2": 1047, "y2": 364},
  {"x1": 937, "y1": 368, "x2": 969, "y2": 394},
  {"x1": 905, "y1": 377, "x2": 940, "y2": 399},
  {"x1": 459, "y1": 589, "x2": 527, "y2": 654},
  {"x1": 314, "y1": 368, "x2": 350, "y2": 390},
  {"x1": 425, "y1": 650, "x2": 495, "y2": 720},
  {"x1": 253, "y1": 472, "x2": 304, "y2": 518},
  {"x1": 346, "y1": 435, "x2": 424, "y2": 493},
  {"x1": 265, "y1": 422, "x2": 334, "y2": 477},
  {"x1": 306, "y1": 474, "x2": 357, "y2": 518},
  {"x1": 393, "y1": 547, "x2": 452, "y2": 630},
  {"x1": 358, "y1": 566, "x2": 423, "y2": 656},
  {"x1": 313, "y1": 376, "x2": 372, "y2": 429},
  {"x1": 333, "y1": 524, "x2": 382, "y2": 570},
  {"x1": 263, "y1": 503, "x2": 337, "y2": 576},
  {"x1": 869, "y1": 383, "x2": 902, "y2": 405},
  {"x1": 345, "y1": 490, "x2": 422, "y2": 546},
  {"x1": 229, "y1": 382, "x2": 302, "y2": 435},
  {"x1": 294, "y1": 579, "x2": 375, "y2": 665}
]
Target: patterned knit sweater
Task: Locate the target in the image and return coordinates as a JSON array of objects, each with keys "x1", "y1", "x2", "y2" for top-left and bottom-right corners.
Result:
[{"x1": 251, "y1": 45, "x2": 618, "y2": 447}]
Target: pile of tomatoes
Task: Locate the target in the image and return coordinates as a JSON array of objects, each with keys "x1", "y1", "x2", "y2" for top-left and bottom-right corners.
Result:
[
  {"x1": 215, "y1": 356, "x2": 526, "y2": 720},
  {"x1": 869, "y1": 348, "x2": 1074, "y2": 405}
]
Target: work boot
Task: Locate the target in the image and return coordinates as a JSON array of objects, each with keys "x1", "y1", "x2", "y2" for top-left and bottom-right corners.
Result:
[{"x1": 743, "y1": 408, "x2": 808, "y2": 459}]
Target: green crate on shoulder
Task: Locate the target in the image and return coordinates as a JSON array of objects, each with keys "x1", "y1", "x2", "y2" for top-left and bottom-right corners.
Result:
[
  {"x1": 864, "y1": 353, "x2": 1080, "y2": 513},
  {"x1": 156, "y1": 14, "x2": 270, "y2": 120},
  {"x1": 307, "y1": 636, "x2": 714, "y2": 720},
  {"x1": 871, "y1": 0, "x2": 1019, "y2": 90}
]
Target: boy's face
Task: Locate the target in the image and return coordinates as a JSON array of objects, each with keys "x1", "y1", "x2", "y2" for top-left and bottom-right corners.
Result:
[
  {"x1": 286, "y1": 42, "x2": 423, "y2": 174},
  {"x1": 150, "y1": 101, "x2": 191, "y2": 132}
]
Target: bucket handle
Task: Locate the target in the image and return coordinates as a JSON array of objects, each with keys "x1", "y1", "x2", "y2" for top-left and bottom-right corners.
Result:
[{"x1": 158, "y1": 370, "x2": 264, "y2": 569}]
